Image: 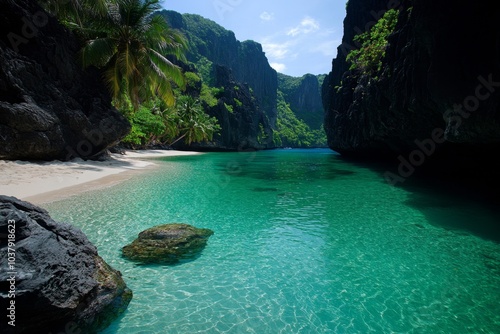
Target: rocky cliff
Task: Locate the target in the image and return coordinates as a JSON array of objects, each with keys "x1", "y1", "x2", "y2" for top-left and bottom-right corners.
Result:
[
  {"x1": 0, "y1": 196, "x2": 132, "y2": 333},
  {"x1": 278, "y1": 73, "x2": 325, "y2": 130},
  {"x1": 323, "y1": 0, "x2": 500, "y2": 176},
  {"x1": 0, "y1": 0, "x2": 130, "y2": 161},
  {"x1": 179, "y1": 65, "x2": 273, "y2": 151},
  {"x1": 161, "y1": 10, "x2": 277, "y2": 144}
]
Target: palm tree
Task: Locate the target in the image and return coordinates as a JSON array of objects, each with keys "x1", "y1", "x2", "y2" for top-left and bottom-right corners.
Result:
[
  {"x1": 41, "y1": 0, "x2": 109, "y2": 27},
  {"x1": 168, "y1": 96, "x2": 220, "y2": 146},
  {"x1": 80, "y1": 0, "x2": 188, "y2": 108}
]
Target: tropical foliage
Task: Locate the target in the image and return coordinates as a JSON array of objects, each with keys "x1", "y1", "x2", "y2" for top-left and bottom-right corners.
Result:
[
  {"x1": 346, "y1": 9, "x2": 399, "y2": 74},
  {"x1": 122, "y1": 96, "x2": 220, "y2": 148},
  {"x1": 42, "y1": 0, "x2": 109, "y2": 28},
  {"x1": 277, "y1": 73, "x2": 326, "y2": 130},
  {"x1": 80, "y1": 0, "x2": 188, "y2": 108},
  {"x1": 41, "y1": 0, "x2": 223, "y2": 148},
  {"x1": 169, "y1": 95, "x2": 221, "y2": 146},
  {"x1": 43, "y1": 2, "x2": 328, "y2": 149},
  {"x1": 274, "y1": 92, "x2": 327, "y2": 148}
]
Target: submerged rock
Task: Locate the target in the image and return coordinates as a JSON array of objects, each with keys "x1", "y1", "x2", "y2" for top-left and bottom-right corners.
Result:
[
  {"x1": 122, "y1": 224, "x2": 214, "y2": 264},
  {"x1": 0, "y1": 196, "x2": 132, "y2": 334}
]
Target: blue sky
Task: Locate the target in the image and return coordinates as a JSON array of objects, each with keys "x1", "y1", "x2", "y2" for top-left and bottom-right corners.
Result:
[{"x1": 161, "y1": 1, "x2": 346, "y2": 77}]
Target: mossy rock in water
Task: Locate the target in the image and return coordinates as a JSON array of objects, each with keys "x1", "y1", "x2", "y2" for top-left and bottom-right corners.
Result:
[{"x1": 122, "y1": 224, "x2": 214, "y2": 264}]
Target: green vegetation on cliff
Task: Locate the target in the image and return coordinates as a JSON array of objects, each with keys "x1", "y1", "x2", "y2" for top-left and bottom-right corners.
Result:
[
  {"x1": 278, "y1": 73, "x2": 326, "y2": 130},
  {"x1": 346, "y1": 9, "x2": 399, "y2": 75},
  {"x1": 42, "y1": 0, "x2": 187, "y2": 108},
  {"x1": 41, "y1": 3, "x2": 327, "y2": 150},
  {"x1": 41, "y1": 0, "x2": 222, "y2": 148},
  {"x1": 121, "y1": 90, "x2": 220, "y2": 148},
  {"x1": 274, "y1": 92, "x2": 327, "y2": 148}
]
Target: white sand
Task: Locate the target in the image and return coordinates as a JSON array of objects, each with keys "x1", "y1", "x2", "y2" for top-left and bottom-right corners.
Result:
[{"x1": 0, "y1": 150, "x2": 201, "y2": 204}]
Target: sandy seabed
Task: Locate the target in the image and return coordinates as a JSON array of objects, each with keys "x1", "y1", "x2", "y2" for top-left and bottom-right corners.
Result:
[{"x1": 0, "y1": 150, "x2": 201, "y2": 205}]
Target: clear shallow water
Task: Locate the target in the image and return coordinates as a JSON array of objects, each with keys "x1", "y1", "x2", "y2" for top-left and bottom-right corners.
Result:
[{"x1": 44, "y1": 149, "x2": 500, "y2": 333}]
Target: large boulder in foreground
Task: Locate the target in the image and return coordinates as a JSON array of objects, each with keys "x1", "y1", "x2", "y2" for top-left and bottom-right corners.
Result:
[
  {"x1": 0, "y1": 0, "x2": 130, "y2": 160},
  {"x1": 122, "y1": 224, "x2": 214, "y2": 264},
  {"x1": 0, "y1": 196, "x2": 132, "y2": 334}
]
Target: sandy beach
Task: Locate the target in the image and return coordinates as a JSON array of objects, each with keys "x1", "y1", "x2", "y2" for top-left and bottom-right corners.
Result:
[{"x1": 0, "y1": 150, "x2": 201, "y2": 204}]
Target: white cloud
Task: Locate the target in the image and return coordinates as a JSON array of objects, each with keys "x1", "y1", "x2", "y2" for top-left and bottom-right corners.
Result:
[
  {"x1": 270, "y1": 63, "x2": 287, "y2": 72},
  {"x1": 258, "y1": 16, "x2": 338, "y2": 75},
  {"x1": 287, "y1": 16, "x2": 320, "y2": 36},
  {"x1": 260, "y1": 11, "x2": 274, "y2": 21},
  {"x1": 262, "y1": 40, "x2": 294, "y2": 59}
]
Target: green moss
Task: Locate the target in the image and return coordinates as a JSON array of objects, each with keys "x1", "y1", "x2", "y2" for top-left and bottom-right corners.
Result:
[{"x1": 89, "y1": 256, "x2": 133, "y2": 333}]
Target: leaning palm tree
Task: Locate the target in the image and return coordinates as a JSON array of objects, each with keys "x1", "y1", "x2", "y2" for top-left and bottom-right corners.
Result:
[
  {"x1": 168, "y1": 96, "x2": 220, "y2": 146},
  {"x1": 80, "y1": 0, "x2": 188, "y2": 108}
]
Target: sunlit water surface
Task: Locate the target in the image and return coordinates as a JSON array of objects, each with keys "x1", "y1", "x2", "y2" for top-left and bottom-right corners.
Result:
[{"x1": 45, "y1": 149, "x2": 500, "y2": 333}]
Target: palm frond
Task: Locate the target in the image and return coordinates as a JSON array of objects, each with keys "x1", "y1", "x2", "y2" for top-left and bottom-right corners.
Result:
[
  {"x1": 147, "y1": 48, "x2": 185, "y2": 87},
  {"x1": 81, "y1": 37, "x2": 117, "y2": 68}
]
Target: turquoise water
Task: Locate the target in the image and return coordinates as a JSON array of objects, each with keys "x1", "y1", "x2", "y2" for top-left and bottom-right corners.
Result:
[{"x1": 44, "y1": 149, "x2": 500, "y2": 333}]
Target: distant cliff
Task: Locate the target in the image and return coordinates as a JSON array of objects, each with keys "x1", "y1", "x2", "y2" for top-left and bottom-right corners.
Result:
[
  {"x1": 322, "y1": 0, "x2": 500, "y2": 174},
  {"x1": 278, "y1": 73, "x2": 325, "y2": 130},
  {"x1": 0, "y1": 0, "x2": 130, "y2": 160},
  {"x1": 160, "y1": 10, "x2": 276, "y2": 150}
]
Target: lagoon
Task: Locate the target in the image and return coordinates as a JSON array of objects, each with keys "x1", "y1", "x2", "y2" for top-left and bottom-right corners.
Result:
[{"x1": 45, "y1": 149, "x2": 500, "y2": 333}]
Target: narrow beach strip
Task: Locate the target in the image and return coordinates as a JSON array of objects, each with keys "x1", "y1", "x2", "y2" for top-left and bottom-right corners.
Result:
[{"x1": 0, "y1": 150, "x2": 201, "y2": 204}]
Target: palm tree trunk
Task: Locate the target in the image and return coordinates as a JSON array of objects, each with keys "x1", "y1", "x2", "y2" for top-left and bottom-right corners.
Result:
[{"x1": 169, "y1": 132, "x2": 188, "y2": 146}]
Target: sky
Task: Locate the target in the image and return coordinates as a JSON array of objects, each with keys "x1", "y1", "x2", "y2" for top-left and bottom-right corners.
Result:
[{"x1": 161, "y1": 1, "x2": 347, "y2": 77}]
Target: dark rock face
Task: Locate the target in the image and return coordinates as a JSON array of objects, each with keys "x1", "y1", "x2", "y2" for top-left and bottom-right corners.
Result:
[
  {"x1": 0, "y1": 0, "x2": 130, "y2": 160},
  {"x1": 323, "y1": 0, "x2": 500, "y2": 160},
  {"x1": 235, "y1": 40, "x2": 278, "y2": 127},
  {"x1": 0, "y1": 195, "x2": 132, "y2": 334},
  {"x1": 185, "y1": 65, "x2": 273, "y2": 151},
  {"x1": 122, "y1": 223, "x2": 214, "y2": 264}
]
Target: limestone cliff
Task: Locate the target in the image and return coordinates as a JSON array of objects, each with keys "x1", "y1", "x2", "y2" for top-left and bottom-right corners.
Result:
[
  {"x1": 0, "y1": 0, "x2": 130, "y2": 160},
  {"x1": 323, "y1": 0, "x2": 500, "y2": 169},
  {"x1": 278, "y1": 73, "x2": 325, "y2": 130},
  {"x1": 161, "y1": 10, "x2": 277, "y2": 149}
]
